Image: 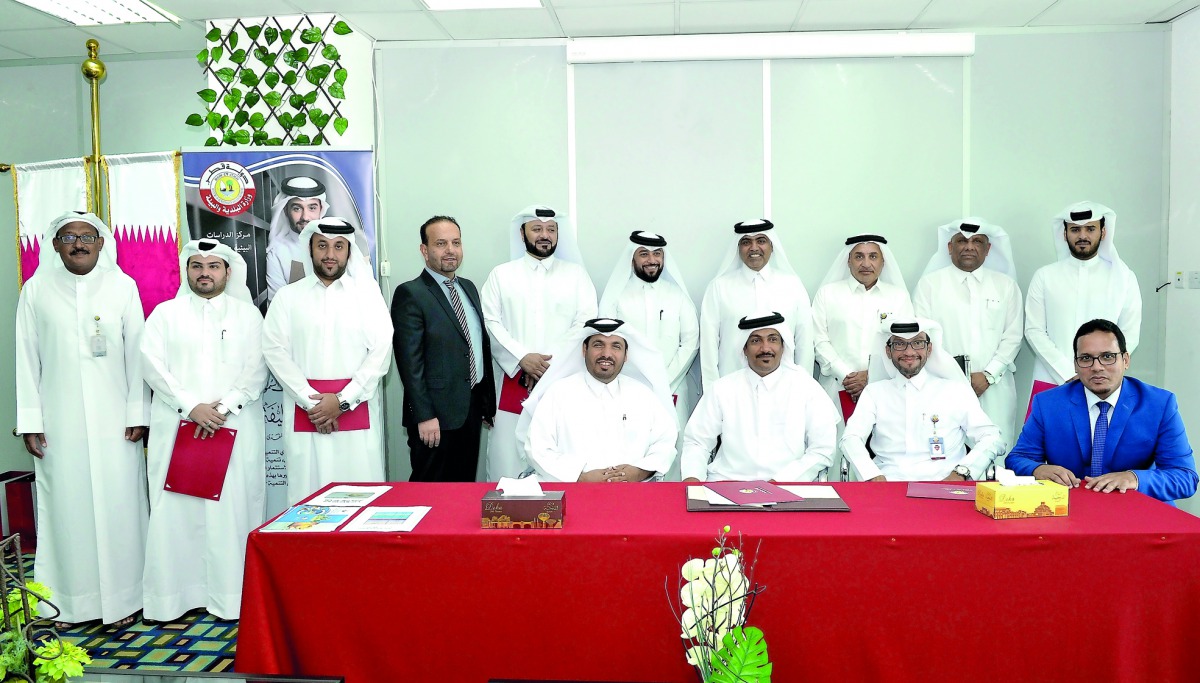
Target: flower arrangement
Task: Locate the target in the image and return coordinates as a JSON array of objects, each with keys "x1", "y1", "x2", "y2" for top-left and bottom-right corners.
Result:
[{"x1": 668, "y1": 526, "x2": 772, "y2": 682}]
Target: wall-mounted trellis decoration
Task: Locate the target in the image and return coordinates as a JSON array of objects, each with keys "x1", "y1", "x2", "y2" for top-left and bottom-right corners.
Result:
[{"x1": 185, "y1": 15, "x2": 353, "y2": 146}]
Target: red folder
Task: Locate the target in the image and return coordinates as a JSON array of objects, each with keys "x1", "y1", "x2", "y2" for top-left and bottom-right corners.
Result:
[
  {"x1": 294, "y1": 379, "x2": 370, "y2": 432},
  {"x1": 906, "y1": 482, "x2": 976, "y2": 500},
  {"x1": 838, "y1": 390, "x2": 857, "y2": 421},
  {"x1": 706, "y1": 480, "x2": 804, "y2": 505},
  {"x1": 164, "y1": 420, "x2": 237, "y2": 501},
  {"x1": 1025, "y1": 380, "x2": 1058, "y2": 421},
  {"x1": 497, "y1": 372, "x2": 530, "y2": 414}
]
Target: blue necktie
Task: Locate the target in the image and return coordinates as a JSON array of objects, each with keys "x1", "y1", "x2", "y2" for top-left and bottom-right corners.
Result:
[{"x1": 1088, "y1": 402, "x2": 1109, "y2": 477}]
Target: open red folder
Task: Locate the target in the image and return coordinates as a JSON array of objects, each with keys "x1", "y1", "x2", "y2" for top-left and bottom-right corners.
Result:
[
  {"x1": 1025, "y1": 380, "x2": 1058, "y2": 421},
  {"x1": 294, "y1": 378, "x2": 370, "y2": 432},
  {"x1": 706, "y1": 480, "x2": 804, "y2": 505},
  {"x1": 164, "y1": 420, "x2": 236, "y2": 501},
  {"x1": 838, "y1": 390, "x2": 857, "y2": 421}
]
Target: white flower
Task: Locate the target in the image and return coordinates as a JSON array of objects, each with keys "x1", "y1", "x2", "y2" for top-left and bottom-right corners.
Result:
[
  {"x1": 680, "y1": 608, "x2": 700, "y2": 638},
  {"x1": 684, "y1": 645, "x2": 707, "y2": 667},
  {"x1": 681, "y1": 558, "x2": 706, "y2": 581},
  {"x1": 680, "y1": 580, "x2": 713, "y2": 609}
]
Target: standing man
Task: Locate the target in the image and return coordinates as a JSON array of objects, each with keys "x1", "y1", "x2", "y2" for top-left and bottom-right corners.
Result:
[
  {"x1": 266, "y1": 176, "x2": 327, "y2": 301},
  {"x1": 913, "y1": 219, "x2": 1023, "y2": 451},
  {"x1": 392, "y1": 216, "x2": 496, "y2": 482},
  {"x1": 15, "y1": 211, "x2": 149, "y2": 628},
  {"x1": 682, "y1": 313, "x2": 839, "y2": 483},
  {"x1": 264, "y1": 217, "x2": 393, "y2": 503},
  {"x1": 599, "y1": 230, "x2": 699, "y2": 479},
  {"x1": 1007, "y1": 319, "x2": 1197, "y2": 503},
  {"x1": 141, "y1": 239, "x2": 267, "y2": 621},
  {"x1": 481, "y1": 205, "x2": 596, "y2": 481},
  {"x1": 1025, "y1": 201, "x2": 1141, "y2": 388},
  {"x1": 841, "y1": 319, "x2": 1005, "y2": 482},
  {"x1": 700, "y1": 220, "x2": 813, "y2": 393}
]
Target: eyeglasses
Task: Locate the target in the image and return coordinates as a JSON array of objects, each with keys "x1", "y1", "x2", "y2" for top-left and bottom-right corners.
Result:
[
  {"x1": 1075, "y1": 352, "x2": 1122, "y2": 367},
  {"x1": 54, "y1": 234, "x2": 99, "y2": 244},
  {"x1": 887, "y1": 339, "x2": 929, "y2": 351}
]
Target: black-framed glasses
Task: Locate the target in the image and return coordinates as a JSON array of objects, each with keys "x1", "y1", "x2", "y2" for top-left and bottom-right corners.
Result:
[
  {"x1": 1074, "y1": 352, "x2": 1122, "y2": 367},
  {"x1": 887, "y1": 339, "x2": 929, "y2": 351},
  {"x1": 54, "y1": 234, "x2": 99, "y2": 244}
]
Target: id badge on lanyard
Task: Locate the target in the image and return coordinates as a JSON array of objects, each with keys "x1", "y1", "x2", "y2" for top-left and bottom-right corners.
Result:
[
  {"x1": 90, "y1": 315, "x2": 107, "y2": 357},
  {"x1": 927, "y1": 413, "x2": 944, "y2": 460}
]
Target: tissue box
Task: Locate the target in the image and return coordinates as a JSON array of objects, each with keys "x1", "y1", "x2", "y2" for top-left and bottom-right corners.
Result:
[
  {"x1": 482, "y1": 491, "x2": 565, "y2": 529},
  {"x1": 975, "y1": 480, "x2": 1069, "y2": 520}
]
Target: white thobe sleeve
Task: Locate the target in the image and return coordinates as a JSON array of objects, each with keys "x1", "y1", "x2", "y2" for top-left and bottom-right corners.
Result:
[
  {"x1": 481, "y1": 272, "x2": 527, "y2": 377},
  {"x1": 526, "y1": 398, "x2": 583, "y2": 483},
  {"x1": 959, "y1": 384, "x2": 1006, "y2": 477},
  {"x1": 630, "y1": 398, "x2": 678, "y2": 477},
  {"x1": 337, "y1": 291, "x2": 394, "y2": 409},
  {"x1": 812, "y1": 289, "x2": 854, "y2": 381},
  {"x1": 122, "y1": 288, "x2": 151, "y2": 428},
  {"x1": 666, "y1": 296, "x2": 700, "y2": 389},
  {"x1": 1023, "y1": 270, "x2": 1073, "y2": 384},
  {"x1": 984, "y1": 280, "x2": 1024, "y2": 379},
  {"x1": 792, "y1": 300, "x2": 815, "y2": 377},
  {"x1": 266, "y1": 249, "x2": 285, "y2": 301},
  {"x1": 1118, "y1": 270, "x2": 1142, "y2": 354},
  {"x1": 569, "y1": 273, "x2": 599, "y2": 336},
  {"x1": 775, "y1": 394, "x2": 837, "y2": 482},
  {"x1": 912, "y1": 277, "x2": 934, "y2": 321},
  {"x1": 14, "y1": 289, "x2": 43, "y2": 435},
  {"x1": 262, "y1": 293, "x2": 320, "y2": 410},
  {"x1": 699, "y1": 285, "x2": 721, "y2": 392},
  {"x1": 221, "y1": 312, "x2": 268, "y2": 415},
  {"x1": 141, "y1": 312, "x2": 204, "y2": 417},
  {"x1": 840, "y1": 384, "x2": 882, "y2": 480},
  {"x1": 680, "y1": 393, "x2": 722, "y2": 481}
]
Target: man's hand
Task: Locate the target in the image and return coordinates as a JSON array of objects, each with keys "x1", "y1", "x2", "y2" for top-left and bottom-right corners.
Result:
[
  {"x1": 842, "y1": 371, "x2": 868, "y2": 401},
  {"x1": 418, "y1": 417, "x2": 441, "y2": 448},
  {"x1": 307, "y1": 393, "x2": 343, "y2": 435},
  {"x1": 483, "y1": 416, "x2": 494, "y2": 429},
  {"x1": 943, "y1": 471, "x2": 969, "y2": 482},
  {"x1": 578, "y1": 468, "x2": 609, "y2": 483},
  {"x1": 969, "y1": 372, "x2": 990, "y2": 398},
  {"x1": 604, "y1": 464, "x2": 653, "y2": 482},
  {"x1": 518, "y1": 353, "x2": 553, "y2": 382},
  {"x1": 683, "y1": 477, "x2": 701, "y2": 483},
  {"x1": 1033, "y1": 464, "x2": 1080, "y2": 488},
  {"x1": 189, "y1": 401, "x2": 226, "y2": 439},
  {"x1": 867, "y1": 475, "x2": 887, "y2": 482},
  {"x1": 1084, "y1": 471, "x2": 1138, "y2": 494},
  {"x1": 22, "y1": 433, "x2": 46, "y2": 459},
  {"x1": 126, "y1": 426, "x2": 147, "y2": 443}
]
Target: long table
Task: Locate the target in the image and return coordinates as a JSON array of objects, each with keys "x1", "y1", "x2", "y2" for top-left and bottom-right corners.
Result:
[{"x1": 235, "y1": 482, "x2": 1200, "y2": 683}]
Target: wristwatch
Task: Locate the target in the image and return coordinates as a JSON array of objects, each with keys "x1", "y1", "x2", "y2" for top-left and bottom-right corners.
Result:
[
  {"x1": 336, "y1": 393, "x2": 350, "y2": 412},
  {"x1": 952, "y1": 465, "x2": 972, "y2": 480},
  {"x1": 983, "y1": 371, "x2": 997, "y2": 386}
]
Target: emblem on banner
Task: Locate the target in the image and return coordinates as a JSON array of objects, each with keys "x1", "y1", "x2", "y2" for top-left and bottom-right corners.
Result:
[{"x1": 198, "y1": 161, "x2": 256, "y2": 216}]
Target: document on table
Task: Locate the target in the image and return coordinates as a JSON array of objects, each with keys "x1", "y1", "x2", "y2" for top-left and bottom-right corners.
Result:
[
  {"x1": 306, "y1": 485, "x2": 391, "y2": 508},
  {"x1": 261, "y1": 505, "x2": 359, "y2": 532},
  {"x1": 341, "y1": 506, "x2": 431, "y2": 532},
  {"x1": 686, "y1": 485, "x2": 849, "y2": 512}
]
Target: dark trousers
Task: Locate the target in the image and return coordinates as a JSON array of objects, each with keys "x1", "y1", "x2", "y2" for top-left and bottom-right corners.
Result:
[{"x1": 407, "y1": 383, "x2": 486, "y2": 482}]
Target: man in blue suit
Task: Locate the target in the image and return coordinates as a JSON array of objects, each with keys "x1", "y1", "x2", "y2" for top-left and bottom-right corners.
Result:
[{"x1": 1007, "y1": 318, "x2": 1197, "y2": 502}]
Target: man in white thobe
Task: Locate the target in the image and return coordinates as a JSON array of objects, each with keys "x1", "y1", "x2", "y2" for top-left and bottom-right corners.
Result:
[
  {"x1": 682, "y1": 313, "x2": 838, "y2": 483},
  {"x1": 481, "y1": 205, "x2": 597, "y2": 481},
  {"x1": 15, "y1": 211, "x2": 149, "y2": 627},
  {"x1": 141, "y1": 239, "x2": 267, "y2": 621},
  {"x1": 841, "y1": 319, "x2": 1005, "y2": 482},
  {"x1": 518, "y1": 319, "x2": 677, "y2": 482},
  {"x1": 599, "y1": 230, "x2": 699, "y2": 480},
  {"x1": 1025, "y1": 201, "x2": 1141, "y2": 388},
  {"x1": 913, "y1": 219, "x2": 1023, "y2": 453},
  {"x1": 266, "y1": 176, "x2": 327, "y2": 302},
  {"x1": 700, "y1": 220, "x2": 813, "y2": 393},
  {"x1": 264, "y1": 218, "x2": 393, "y2": 503}
]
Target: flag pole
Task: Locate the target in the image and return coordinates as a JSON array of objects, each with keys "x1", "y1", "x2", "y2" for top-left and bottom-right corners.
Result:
[{"x1": 81, "y1": 39, "x2": 106, "y2": 216}]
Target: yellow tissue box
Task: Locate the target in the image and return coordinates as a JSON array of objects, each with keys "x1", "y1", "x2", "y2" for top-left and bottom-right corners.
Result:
[{"x1": 976, "y1": 480, "x2": 1069, "y2": 519}]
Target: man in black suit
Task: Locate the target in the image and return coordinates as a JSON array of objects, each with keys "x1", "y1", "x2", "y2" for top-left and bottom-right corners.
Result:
[{"x1": 392, "y1": 216, "x2": 496, "y2": 481}]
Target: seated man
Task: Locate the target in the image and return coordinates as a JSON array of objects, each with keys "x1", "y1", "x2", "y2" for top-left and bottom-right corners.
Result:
[
  {"x1": 1007, "y1": 318, "x2": 1198, "y2": 502},
  {"x1": 518, "y1": 318, "x2": 678, "y2": 482},
  {"x1": 842, "y1": 319, "x2": 1005, "y2": 482},
  {"x1": 682, "y1": 312, "x2": 838, "y2": 482}
]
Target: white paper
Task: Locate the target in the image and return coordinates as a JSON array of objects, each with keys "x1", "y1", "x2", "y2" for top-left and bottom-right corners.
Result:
[
  {"x1": 307, "y1": 484, "x2": 392, "y2": 507},
  {"x1": 778, "y1": 485, "x2": 842, "y2": 499},
  {"x1": 996, "y1": 468, "x2": 1037, "y2": 486},
  {"x1": 341, "y1": 506, "x2": 431, "y2": 532},
  {"x1": 497, "y1": 476, "x2": 544, "y2": 497}
]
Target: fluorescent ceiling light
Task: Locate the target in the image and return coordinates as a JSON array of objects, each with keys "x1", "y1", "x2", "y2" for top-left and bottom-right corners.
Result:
[
  {"x1": 568, "y1": 32, "x2": 975, "y2": 64},
  {"x1": 14, "y1": 0, "x2": 178, "y2": 25},
  {"x1": 422, "y1": 0, "x2": 543, "y2": 9}
]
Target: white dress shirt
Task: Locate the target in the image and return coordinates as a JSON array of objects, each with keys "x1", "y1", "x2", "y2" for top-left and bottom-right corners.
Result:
[
  {"x1": 1085, "y1": 383, "x2": 1123, "y2": 438},
  {"x1": 841, "y1": 371, "x2": 1005, "y2": 481},
  {"x1": 682, "y1": 365, "x2": 838, "y2": 482}
]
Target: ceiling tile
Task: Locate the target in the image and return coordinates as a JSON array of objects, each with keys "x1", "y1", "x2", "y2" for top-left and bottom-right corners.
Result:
[
  {"x1": 0, "y1": 43, "x2": 34, "y2": 59},
  {"x1": 80, "y1": 21, "x2": 206, "y2": 55},
  {"x1": 150, "y1": 0, "x2": 302, "y2": 22},
  {"x1": 0, "y1": 27, "x2": 129, "y2": 58},
  {"x1": 556, "y1": 3, "x2": 675, "y2": 36},
  {"x1": 434, "y1": 8, "x2": 562, "y2": 39},
  {"x1": 342, "y1": 11, "x2": 449, "y2": 40},
  {"x1": 1029, "y1": 0, "x2": 1186, "y2": 26},
  {"x1": 911, "y1": 0, "x2": 1056, "y2": 29},
  {"x1": 0, "y1": 1, "x2": 74, "y2": 29},
  {"x1": 291, "y1": 0, "x2": 422, "y2": 10},
  {"x1": 679, "y1": 0, "x2": 800, "y2": 34},
  {"x1": 794, "y1": 0, "x2": 930, "y2": 30}
]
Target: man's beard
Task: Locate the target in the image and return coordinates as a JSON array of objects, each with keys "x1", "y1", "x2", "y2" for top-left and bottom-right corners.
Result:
[
  {"x1": 524, "y1": 234, "x2": 557, "y2": 258},
  {"x1": 633, "y1": 264, "x2": 662, "y2": 283}
]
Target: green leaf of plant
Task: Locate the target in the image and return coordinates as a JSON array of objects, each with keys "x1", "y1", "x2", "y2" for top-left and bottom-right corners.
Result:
[
  {"x1": 267, "y1": 137, "x2": 283, "y2": 146},
  {"x1": 253, "y1": 130, "x2": 269, "y2": 144},
  {"x1": 334, "y1": 117, "x2": 348, "y2": 136},
  {"x1": 228, "y1": 31, "x2": 239, "y2": 49},
  {"x1": 300, "y1": 27, "x2": 323, "y2": 44},
  {"x1": 303, "y1": 90, "x2": 319, "y2": 105},
  {"x1": 214, "y1": 67, "x2": 235, "y2": 84},
  {"x1": 265, "y1": 27, "x2": 279, "y2": 45},
  {"x1": 306, "y1": 64, "x2": 331, "y2": 86},
  {"x1": 294, "y1": 133, "x2": 312, "y2": 145},
  {"x1": 211, "y1": 46, "x2": 224, "y2": 63},
  {"x1": 321, "y1": 44, "x2": 340, "y2": 61},
  {"x1": 206, "y1": 111, "x2": 221, "y2": 130},
  {"x1": 264, "y1": 71, "x2": 280, "y2": 88},
  {"x1": 233, "y1": 129, "x2": 251, "y2": 144},
  {"x1": 244, "y1": 91, "x2": 261, "y2": 108},
  {"x1": 294, "y1": 47, "x2": 310, "y2": 63},
  {"x1": 197, "y1": 88, "x2": 217, "y2": 103},
  {"x1": 249, "y1": 112, "x2": 266, "y2": 130},
  {"x1": 245, "y1": 25, "x2": 262, "y2": 40},
  {"x1": 335, "y1": 68, "x2": 349, "y2": 86},
  {"x1": 282, "y1": 50, "x2": 297, "y2": 68},
  {"x1": 196, "y1": 48, "x2": 209, "y2": 65},
  {"x1": 230, "y1": 48, "x2": 247, "y2": 64},
  {"x1": 223, "y1": 92, "x2": 239, "y2": 112},
  {"x1": 281, "y1": 29, "x2": 294, "y2": 44},
  {"x1": 309, "y1": 107, "x2": 324, "y2": 124},
  {"x1": 206, "y1": 27, "x2": 221, "y2": 42},
  {"x1": 333, "y1": 20, "x2": 353, "y2": 36},
  {"x1": 282, "y1": 70, "x2": 298, "y2": 86},
  {"x1": 293, "y1": 112, "x2": 308, "y2": 127},
  {"x1": 220, "y1": 114, "x2": 230, "y2": 129},
  {"x1": 313, "y1": 133, "x2": 324, "y2": 145},
  {"x1": 707, "y1": 627, "x2": 772, "y2": 683},
  {"x1": 234, "y1": 110, "x2": 249, "y2": 126},
  {"x1": 279, "y1": 112, "x2": 294, "y2": 130},
  {"x1": 222, "y1": 129, "x2": 237, "y2": 144},
  {"x1": 329, "y1": 82, "x2": 345, "y2": 100},
  {"x1": 264, "y1": 92, "x2": 283, "y2": 108},
  {"x1": 288, "y1": 94, "x2": 304, "y2": 110},
  {"x1": 185, "y1": 113, "x2": 205, "y2": 126},
  {"x1": 239, "y1": 70, "x2": 260, "y2": 87}
]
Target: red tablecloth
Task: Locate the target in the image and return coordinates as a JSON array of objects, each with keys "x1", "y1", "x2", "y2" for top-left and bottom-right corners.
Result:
[{"x1": 235, "y1": 482, "x2": 1200, "y2": 683}]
